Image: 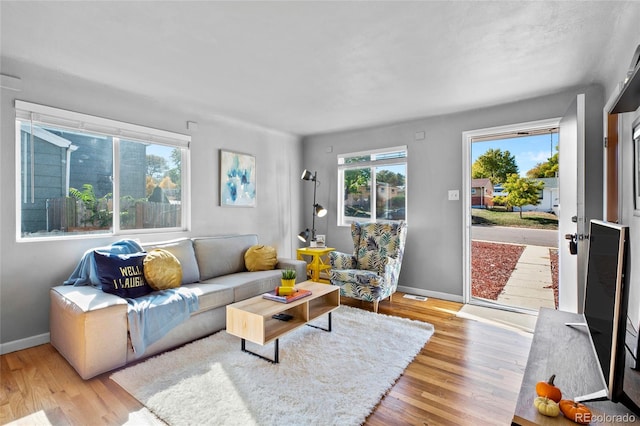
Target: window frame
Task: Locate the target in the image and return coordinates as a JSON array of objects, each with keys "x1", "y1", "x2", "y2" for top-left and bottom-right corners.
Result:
[
  {"x1": 15, "y1": 100, "x2": 191, "y2": 241},
  {"x1": 337, "y1": 145, "x2": 407, "y2": 226}
]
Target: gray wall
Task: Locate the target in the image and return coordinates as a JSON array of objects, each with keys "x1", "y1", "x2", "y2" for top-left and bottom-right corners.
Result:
[
  {"x1": 302, "y1": 86, "x2": 604, "y2": 301},
  {"x1": 0, "y1": 58, "x2": 303, "y2": 350}
]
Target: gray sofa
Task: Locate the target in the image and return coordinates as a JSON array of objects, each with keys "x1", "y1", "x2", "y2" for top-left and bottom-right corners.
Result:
[{"x1": 49, "y1": 234, "x2": 307, "y2": 379}]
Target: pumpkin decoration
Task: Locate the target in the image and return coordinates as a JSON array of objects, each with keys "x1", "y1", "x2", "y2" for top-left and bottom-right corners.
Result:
[
  {"x1": 559, "y1": 399, "x2": 592, "y2": 424},
  {"x1": 533, "y1": 396, "x2": 560, "y2": 417},
  {"x1": 535, "y1": 374, "x2": 562, "y2": 402}
]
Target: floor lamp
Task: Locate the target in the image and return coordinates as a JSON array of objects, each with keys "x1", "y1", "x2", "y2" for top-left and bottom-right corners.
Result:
[{"x1": 298, "y1": 169, "x2": 327, "y2": 244}]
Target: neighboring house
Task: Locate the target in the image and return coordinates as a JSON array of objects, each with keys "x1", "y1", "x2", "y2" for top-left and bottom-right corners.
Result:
[
  {"x1": 20, "y1": 125, "x2": 146, "y2": 233},
  {"x1": 19, "y1": 125, "x2": 77, "y2": 233},
  {"x1": 345, "y1": 181, "x2": 405, "y2": 217},
  {"x1": 493, "y1": 184, "x2": 507, "y2": 198},
  {"x1": 471, "y1": 178, "x2": 493, "y2": 208},
  {"x1": 533, "y1": 177, "x2": 559, "y2": 214},
  {"x1": 345, "y1": 183, "x2": 370, "y2": 211},
  {"x1": 377, "y1": 182, "x2": 401, "y2": 201},
  {"x1": 491, "y1": 177, "x2": 559, "y2": 214}
]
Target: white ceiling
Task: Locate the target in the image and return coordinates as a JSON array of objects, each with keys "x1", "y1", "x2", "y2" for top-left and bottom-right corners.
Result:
[{"x1": 2, "y1": 1, "x2": 639, "y2": 136}]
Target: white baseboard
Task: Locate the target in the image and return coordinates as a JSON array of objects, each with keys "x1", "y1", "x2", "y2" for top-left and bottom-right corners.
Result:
[
  {"x1": 0, "y1": 332, "x2": 50, "y2": 355},
  {"x1": 397, "y1": 285, "x2": 463, "y2": 303}
]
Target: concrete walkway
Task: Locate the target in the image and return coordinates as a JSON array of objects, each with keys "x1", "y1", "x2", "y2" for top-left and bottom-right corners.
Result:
[{"x1": 496, "y1": 245, "x2": 555, "y2": 310}]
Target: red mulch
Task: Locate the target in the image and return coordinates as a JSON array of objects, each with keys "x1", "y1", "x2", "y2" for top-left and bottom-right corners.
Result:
[
  {"x1": 471, "y1": 241, "x2": 525, "y2": 300},
  {"x1": 472, "y1": 241, "x2": 560, "y2": 309}
]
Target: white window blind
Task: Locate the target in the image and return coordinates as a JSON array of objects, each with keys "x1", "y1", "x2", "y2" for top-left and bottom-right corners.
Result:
[{"x1": 15, "y1": 100, "x2": 190, "y2": 148}]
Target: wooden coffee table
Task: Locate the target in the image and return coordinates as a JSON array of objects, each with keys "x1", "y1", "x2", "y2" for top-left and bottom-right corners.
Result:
[{"x1": 226, "y1": 280, "x2": 340, "y2": 363}]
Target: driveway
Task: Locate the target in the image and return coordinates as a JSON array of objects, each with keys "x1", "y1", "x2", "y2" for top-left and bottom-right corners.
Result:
[{"x1": 471, "y1": 225, "x2": 558, "y2": 248}]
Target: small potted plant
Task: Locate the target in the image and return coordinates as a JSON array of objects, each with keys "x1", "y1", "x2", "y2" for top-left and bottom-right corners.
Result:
[
  {"x1": 281, "y1": 268, "x2": 296, "y2": 285},
  {"x1": 278, "y1": 269, "x2": 296, "y2": 295}
]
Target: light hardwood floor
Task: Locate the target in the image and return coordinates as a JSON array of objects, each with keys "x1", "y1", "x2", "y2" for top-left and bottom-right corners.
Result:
[{"x1": 1, "y1": 292, "x2": 533, "y2": 425}]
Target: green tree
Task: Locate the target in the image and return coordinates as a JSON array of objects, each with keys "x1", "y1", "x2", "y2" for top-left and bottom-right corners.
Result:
[
  {"x1": 146, "y1": 154, "x2": 168, "y2": 180},
  {"x1": 167, "y1": 148, "x2": 182, "y2": 187},
  {"x1": 376, "y1": 170, "x2": 405, "y2": 187},
  {"x1": 472, "y1": 148, "x2": 519, "y2": 184},
  {"x1": 344, "y1": 169, "x2": 371, "y2": 195},
  {"x1": 502, "y1": 174, "x2": 545, "y2": 218},
  {"x1": 492, "y1": 195, "x2": 512, "y2": 211},
  {"x1": 527, "y1": 148, "x2": 558, "y2": 178},
  {"x1": 68, "y1": 184, "x2": 112, "y2": 227}
]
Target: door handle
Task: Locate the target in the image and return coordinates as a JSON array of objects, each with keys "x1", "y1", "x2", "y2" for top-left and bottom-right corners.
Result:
[{"x1": 565, "y1": 233, "x2": 578, "y2": 255}]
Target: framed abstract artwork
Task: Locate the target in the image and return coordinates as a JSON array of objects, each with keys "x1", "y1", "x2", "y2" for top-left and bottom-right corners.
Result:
[{"x1": 220, "y1": 150, "x2": 256, "y2": 207}]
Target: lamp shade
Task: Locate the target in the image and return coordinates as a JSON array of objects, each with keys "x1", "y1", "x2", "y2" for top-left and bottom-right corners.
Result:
[
  {"x1": 301, "y1": 169, "x2": 315, "y2": 181},
  {"x1": 298, "y1": 229, "x2": 310, "y2": 242},
  {"x1": 315, "y1": 204, "x2": 327, "y2": 217}
]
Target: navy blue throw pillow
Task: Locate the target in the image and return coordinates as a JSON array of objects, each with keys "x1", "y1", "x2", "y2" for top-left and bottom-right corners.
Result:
[{"x1": 94, "y1": 251, "x2": 153, "y2": 298}]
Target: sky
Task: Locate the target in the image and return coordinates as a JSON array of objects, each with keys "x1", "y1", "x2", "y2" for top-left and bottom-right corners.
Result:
[
  {"x1": 471, "y1": 133, "x2": 559, "y2": 177},
  {"x1": 146, "y1": 144, "x2": 177, "y2": 165}
]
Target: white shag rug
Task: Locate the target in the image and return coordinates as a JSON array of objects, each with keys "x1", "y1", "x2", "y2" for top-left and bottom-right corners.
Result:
[{"x1": 111, "y1": 305, "x2": 434, "y2": 426}]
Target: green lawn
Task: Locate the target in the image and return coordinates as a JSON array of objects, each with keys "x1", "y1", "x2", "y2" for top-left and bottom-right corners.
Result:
[{"x1": 472, "y1": 208, "x2": 558, "y2": 230}]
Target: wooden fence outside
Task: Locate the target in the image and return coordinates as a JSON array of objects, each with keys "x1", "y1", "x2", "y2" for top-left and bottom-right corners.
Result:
[{"x1": 47, "y1": 197, "x2": 180, "y2": 231}]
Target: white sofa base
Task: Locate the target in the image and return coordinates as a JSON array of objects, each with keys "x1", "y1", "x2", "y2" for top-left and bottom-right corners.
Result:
[{"x1": 50, "y1": 286, "x2": 129, "y2": 380}]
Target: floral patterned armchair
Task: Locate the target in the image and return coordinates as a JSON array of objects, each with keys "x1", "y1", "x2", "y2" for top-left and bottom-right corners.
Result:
[{"x1": 329, "y1": 221, "x2": 407, "y2": 313}]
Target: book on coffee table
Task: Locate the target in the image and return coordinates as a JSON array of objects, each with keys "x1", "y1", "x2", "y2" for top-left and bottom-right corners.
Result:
[{"x1": 262, "y1": 288, "x2": 312, "y2": 303}]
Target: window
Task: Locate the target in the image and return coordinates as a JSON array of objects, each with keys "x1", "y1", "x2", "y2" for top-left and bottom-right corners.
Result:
[
  {"x1": 337, "y1": 146, "x2": 407, "y2": 226},
  {"x1": 16, "y1": 101, "x2": 190, "y2": 240}
]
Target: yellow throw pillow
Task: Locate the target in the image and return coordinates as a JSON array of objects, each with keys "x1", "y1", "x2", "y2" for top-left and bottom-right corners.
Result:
[
  {"x1": 143, "y1": 249, "x2": 183, "y2": 290},
  {"x1": 244, "y1": 245, "x2": 278, "y2": 272}
]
